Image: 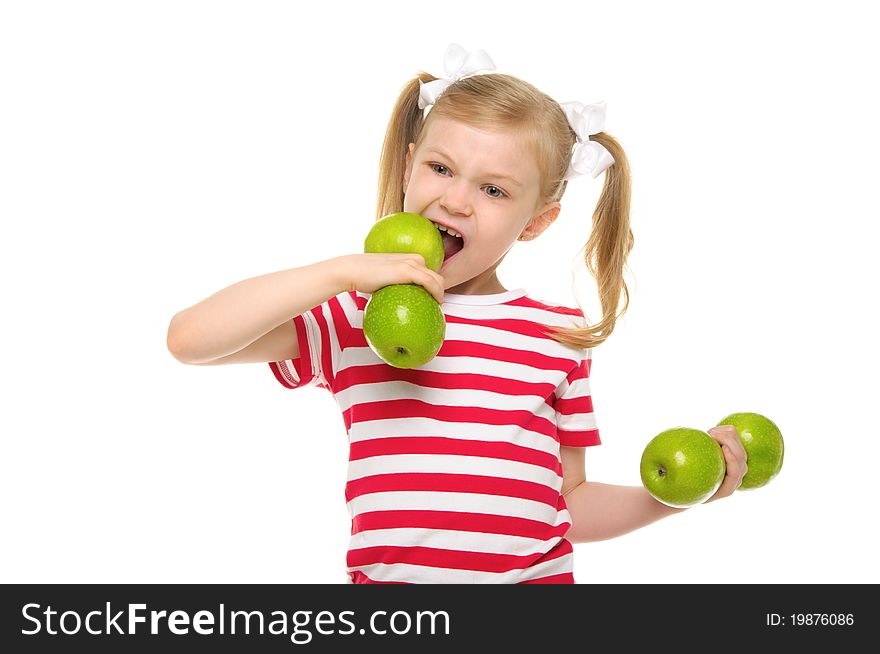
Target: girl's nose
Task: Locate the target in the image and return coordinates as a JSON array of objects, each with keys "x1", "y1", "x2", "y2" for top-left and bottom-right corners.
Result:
[{"x1": 440, "y1": 179, "x2": 473, "y2": 216}]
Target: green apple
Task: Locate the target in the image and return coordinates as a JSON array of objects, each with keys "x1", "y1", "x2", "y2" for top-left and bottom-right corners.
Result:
[
  {"x1": 640, "y1": 427, "x2": 726, "y2": 508},
  {"x1": 364, "y1": 212, "x2": 444, "y2": 272},
  {"x1": 363, "y1": 284, "x2": 446, "y2": 368},
  {"x1": 717, "y1": 412, "x2": 784, "y2": 490}
]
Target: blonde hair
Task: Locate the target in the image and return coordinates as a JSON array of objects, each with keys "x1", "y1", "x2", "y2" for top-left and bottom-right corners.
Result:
[{"x1": 376, "y1": 71, "x2": 634, "y2": 350}]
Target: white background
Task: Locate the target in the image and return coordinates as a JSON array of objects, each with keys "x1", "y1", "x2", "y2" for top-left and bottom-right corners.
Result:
[{"x1": 2, "y1": 0, "x2": 878, "y2": 584}]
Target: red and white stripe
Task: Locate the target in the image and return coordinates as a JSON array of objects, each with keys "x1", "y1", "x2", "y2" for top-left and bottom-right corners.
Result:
[{"x1": 269, "y1": 289, "x2": 600, "y2": 584}]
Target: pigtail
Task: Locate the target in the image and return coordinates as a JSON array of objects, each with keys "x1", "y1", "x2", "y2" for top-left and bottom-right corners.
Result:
[
  {"x1": 546, "y1": 132, "x2": 634, "y2": 350},
  {"x1": 375, "y1": 72, "x2": 438, "y2": 219}
]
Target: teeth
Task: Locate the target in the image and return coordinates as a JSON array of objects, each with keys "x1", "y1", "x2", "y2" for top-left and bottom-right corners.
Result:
[{"x1": 432, "y1": 221, "x2": 463, "y2": 239}]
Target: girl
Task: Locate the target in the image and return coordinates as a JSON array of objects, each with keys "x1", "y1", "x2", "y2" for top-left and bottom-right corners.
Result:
[{"x1": 167, "y1": 44, "x2": 748, "y2": 584}]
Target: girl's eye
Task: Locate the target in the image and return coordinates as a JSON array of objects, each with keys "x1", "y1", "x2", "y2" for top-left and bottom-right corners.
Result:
[{"x1": 429, "y1": 163, "x2": 508, "y2": 199}]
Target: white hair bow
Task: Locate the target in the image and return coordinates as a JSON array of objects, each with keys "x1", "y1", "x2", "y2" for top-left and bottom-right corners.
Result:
[
  {"x1": 418, "y1": 43, "x2": 615, "y2": 180},
  {"x1": 418, "y1": 43, "x2": 496, "y2": 110},
  {"x1": 560, "y1": 101, "x2": 615, "y2": 180}
]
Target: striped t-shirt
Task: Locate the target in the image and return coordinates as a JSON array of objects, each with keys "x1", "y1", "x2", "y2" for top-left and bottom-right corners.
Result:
[{"x1": 269, "y1": 287, "x2": 601, "y2": 583}]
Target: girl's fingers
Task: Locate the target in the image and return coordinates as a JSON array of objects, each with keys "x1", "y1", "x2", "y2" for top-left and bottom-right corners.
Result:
[
  {"x1": 710, "y1": 426, "x2": 748, "y2": 463},
  {"x1": 722, "y1": 444, "x2": 748, "y2": 486}
]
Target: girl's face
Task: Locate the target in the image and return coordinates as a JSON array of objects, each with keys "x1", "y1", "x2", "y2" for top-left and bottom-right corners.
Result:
[{"x1": 403, "y1": 116, "x2": 560, "y2": 295}]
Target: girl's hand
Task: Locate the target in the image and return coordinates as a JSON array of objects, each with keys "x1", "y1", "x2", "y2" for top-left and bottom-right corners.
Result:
[
  {"x1": 335, "y1": 253, "x2": 446, "y2": 304},
  {"x1": 705, "y1": 425, "x2": 748, "y2": 502}
]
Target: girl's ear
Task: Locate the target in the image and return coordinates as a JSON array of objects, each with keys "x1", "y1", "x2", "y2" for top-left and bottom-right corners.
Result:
[{"x1": 520, "y1": 202, "x2": 561, "y2": 240}]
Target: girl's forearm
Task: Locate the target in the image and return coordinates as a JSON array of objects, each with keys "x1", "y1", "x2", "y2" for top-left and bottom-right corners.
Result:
[
  {"x1": 168, "y1": 257, "x2": 347, "y2": 364},
  {"x1": 563, "y1": 481, "x2": 687, "y2": 543}
]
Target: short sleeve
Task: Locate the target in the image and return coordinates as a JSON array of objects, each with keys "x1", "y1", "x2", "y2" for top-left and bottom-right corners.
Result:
[
  {"x1": 268, "y1": 291, "x2": 359, "y2": 393},
  {"x1": 554, "y1": 349, "x2": 601, "y2": 447}
]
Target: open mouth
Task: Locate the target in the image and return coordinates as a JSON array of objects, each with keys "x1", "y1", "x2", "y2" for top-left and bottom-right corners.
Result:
[
  {"x1": 441, "y1": 230, "x2": 464, "y2": 263},
  {"x1": 430, "y1": 220, "x2": 465, "y2": 266}
]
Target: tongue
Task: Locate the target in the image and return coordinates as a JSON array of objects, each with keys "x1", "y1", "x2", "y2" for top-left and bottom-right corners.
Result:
[{"x1": 442, "y1": 232, "x2": 464, "y2": 261}]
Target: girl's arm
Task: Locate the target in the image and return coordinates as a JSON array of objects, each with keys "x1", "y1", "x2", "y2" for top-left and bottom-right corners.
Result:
[
  {"x1": 562, "y1": 479, "x2": 686, "y2": 543},
  {"x1": 167, "y1": 257, "x2": 348, "y2": 365},
  {"x1": 167, "y1": 253, "x2": 446, "y2": 365},
  {"x1": 560, "y1": 426, "x2": 748, "y2": 543}
]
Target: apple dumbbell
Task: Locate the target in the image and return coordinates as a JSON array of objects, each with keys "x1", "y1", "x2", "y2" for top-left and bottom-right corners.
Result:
[
  {"x1": 640, "y1": 412, "x2": 784, "y2": 508},
  {"x1": 362, "y1": 212, "x2": 447, "y2": 369}
]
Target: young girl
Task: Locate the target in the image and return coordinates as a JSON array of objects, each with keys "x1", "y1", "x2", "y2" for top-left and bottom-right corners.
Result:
[{"x1": 167, "y1": 44, "x2": 748, "y2": 584}]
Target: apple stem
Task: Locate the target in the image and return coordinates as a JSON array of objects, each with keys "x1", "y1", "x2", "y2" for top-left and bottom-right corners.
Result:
[
  {"x1": 396, "y1": 347, "x2": 407, "y2": 355},
  {"x1": 658, "y1": 465, "x2": 666, "y2": 477}
]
